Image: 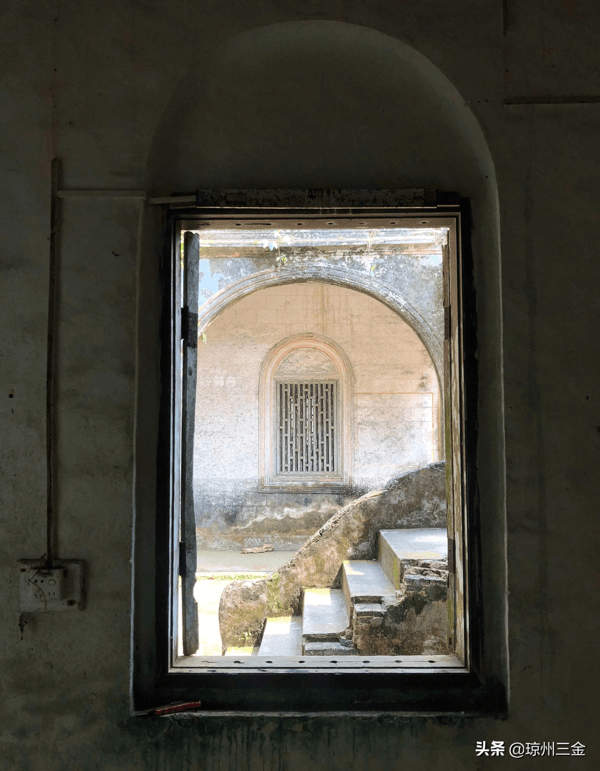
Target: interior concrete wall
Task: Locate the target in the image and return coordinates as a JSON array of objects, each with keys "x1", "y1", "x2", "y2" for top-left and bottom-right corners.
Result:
[
  {"x1": 1, "y1": 2, "x2": 599, "y2": 770},
  {"x1": 193, "y1": 282, "x2": 440, "y2": 549}
]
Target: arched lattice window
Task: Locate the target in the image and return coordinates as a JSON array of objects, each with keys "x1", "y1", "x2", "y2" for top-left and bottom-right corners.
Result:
[{"x1": 259, "y1": 334, "x2": 353, "y2": 489}]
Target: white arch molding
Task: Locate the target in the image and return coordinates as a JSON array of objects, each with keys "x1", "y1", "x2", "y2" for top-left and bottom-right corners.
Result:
[
  {"x1": 195, "y1": 265, "x2": 444, "y2": 389},
  {"x1": 259, "y1": 333, "x2": 354, "y2": 491}
]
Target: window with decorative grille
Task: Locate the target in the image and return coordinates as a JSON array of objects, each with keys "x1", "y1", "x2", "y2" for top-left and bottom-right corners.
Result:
[{"x1": 276, "y1": 381, "x2": 338, "y2": 474}]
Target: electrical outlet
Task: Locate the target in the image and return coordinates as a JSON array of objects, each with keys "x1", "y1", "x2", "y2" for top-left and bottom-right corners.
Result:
[
  {"x1": 29, "y1": 567, "x2": 64, "y2": 601},
  {"x1": 18, "y1": 560, "x2": 84, "y2": 612}
]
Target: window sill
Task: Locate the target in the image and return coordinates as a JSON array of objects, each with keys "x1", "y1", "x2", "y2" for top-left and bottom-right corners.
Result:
[
  {"x1": 171, "y1": 653, "x2": 465, "y2": 673},
  {"x1": 135, "y1": 661, "x2": 506, "y2": 715}
]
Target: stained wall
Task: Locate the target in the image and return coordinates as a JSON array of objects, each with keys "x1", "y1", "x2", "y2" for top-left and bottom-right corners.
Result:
[{"x1": 1, "y1": 2, "x2": 599, "y2": 769}]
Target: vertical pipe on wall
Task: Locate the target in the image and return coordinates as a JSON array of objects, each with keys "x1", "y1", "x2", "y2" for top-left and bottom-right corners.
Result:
[{"x1": 45, "y1": 158, "x2": 60, "y2": 568}]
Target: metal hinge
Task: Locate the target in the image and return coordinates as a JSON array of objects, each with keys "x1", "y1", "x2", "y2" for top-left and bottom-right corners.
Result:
[
  {"x1": 178, "y1": 542, "x2": 187, "y2": 577},
  {"x1": 181, "y1": 306, "x2": 198, "y2": 348},
  {"x1": 444, "y1": 306, "x2": 451, "y2": 340},
  {"x1": 447, "y1": 537, "x2": 455, "y2": 573}
]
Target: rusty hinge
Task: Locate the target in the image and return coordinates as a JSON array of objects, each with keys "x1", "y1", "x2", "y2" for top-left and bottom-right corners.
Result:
[
  {"x1": 447, "y1": 537, "x2": 455, "y2": 573},
  {"x1": 178, "y1": 542, "x2": 187, "y2": 577},
  {"x1": 181, "y1": 306, "x2": 198, "y2": 348},
  {"x1": 444, "y1": 306, "x2": 451, "y2": 340}
]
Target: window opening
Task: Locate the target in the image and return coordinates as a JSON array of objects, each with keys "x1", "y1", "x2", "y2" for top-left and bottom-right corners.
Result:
[{"x1": 167, "y1": 209, "x2": 467, "y2": 675}]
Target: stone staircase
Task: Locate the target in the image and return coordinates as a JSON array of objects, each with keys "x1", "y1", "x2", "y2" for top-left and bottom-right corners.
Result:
[{"x1": 257, "y1": 528, "x2": 449, "y2": 656}]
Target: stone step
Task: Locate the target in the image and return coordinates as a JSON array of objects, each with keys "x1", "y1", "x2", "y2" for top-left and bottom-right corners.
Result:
[
  {"x1": 304, "y1": 641, "x2": 357, "y2": 656},
  {"x1": 258, "y1": 616, "x2": 303, "y2": 656},
  {"x1": 353, "y1": 602, "x2": 385, "y2": 617},
  {"x1": 378, "y1": 528, "x2": 448, "y2": 589},
  {"x1": 301, "y1": 588, "x2": 349, "y2": 642},
  {"x1": 404, "y1": 573, "x2": 447, "y2": 593},
  {"x1": 342, "y1": 560, "x2": 396, "y2": 615}
]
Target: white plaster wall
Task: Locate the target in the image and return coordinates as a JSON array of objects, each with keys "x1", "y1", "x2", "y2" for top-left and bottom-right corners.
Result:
[{"x1": 194, "y1": 282, "x2": 440, "y2": 494}]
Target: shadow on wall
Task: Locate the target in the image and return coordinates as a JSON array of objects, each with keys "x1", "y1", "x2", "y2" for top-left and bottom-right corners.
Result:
[{"x1": 145, "y1": 20, "x2": 496, "y2": 197}]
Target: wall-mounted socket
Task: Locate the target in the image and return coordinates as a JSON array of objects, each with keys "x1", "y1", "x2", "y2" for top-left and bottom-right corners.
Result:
[{"x1": 18, "y1": 560, "x2": 84, "y2": 612}]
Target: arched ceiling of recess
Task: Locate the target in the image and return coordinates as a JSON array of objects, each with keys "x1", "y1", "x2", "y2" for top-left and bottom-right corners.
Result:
[{"x1": 146, "y1": 20, "x2": 496, "y2": 199}]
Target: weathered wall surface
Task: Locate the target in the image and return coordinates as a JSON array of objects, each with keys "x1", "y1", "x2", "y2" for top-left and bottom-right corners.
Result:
[
  {"x1": 194, "y1": 282, "x2": 440, "y2": 548},
  {"x1": 1, "y1": 2, "x2": 599, "y2": 769}
]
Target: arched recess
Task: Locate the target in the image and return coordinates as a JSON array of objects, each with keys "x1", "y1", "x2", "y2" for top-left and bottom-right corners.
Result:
[
  {"x1": 144, "y1": 17, "x2": 499, "y2": 478},
  {"x1": 196, "y1": 267, "x2": 443, "y2": 391},
  {"x1": 146, "y1": 20, "x2": 497, "y2": 200},
  {"x1": 259, "y1": 334, "x2": 354, "y2": 489},
  {"x1": 135, "y1": 17, "x2": 507, "y2": 686}
]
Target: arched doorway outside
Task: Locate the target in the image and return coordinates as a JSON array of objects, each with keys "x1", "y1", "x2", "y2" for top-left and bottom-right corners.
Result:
[
  {"x1": 193, "y1": 279, "x2": 443, "y2": 553},
  {"x1": 196, "y1": 266, "x2": 443, "y2": 388}
]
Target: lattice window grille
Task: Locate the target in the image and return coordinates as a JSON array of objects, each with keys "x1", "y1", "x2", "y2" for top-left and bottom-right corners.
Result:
[{"x1": 276, "y1": 381, "x2": 337, "y2": 473}]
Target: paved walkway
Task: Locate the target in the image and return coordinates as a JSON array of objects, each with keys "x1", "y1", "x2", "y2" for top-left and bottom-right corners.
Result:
[
  {"x1": 196, "y1": 549, "x2": 296, "y2": 574},
  {"x1": 193, "y1": 578, "x2": 232, "y2": 656}
]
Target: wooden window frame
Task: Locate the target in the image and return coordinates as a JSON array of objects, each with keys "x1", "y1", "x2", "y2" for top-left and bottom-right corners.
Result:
[{"x1": 131, "y1": 190, "x2": 506, "y2": 716}]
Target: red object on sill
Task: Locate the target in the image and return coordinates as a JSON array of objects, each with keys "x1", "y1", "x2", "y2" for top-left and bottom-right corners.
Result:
[{"x1": 152, "y1": 701, "x2": 202, "y2": 716}]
